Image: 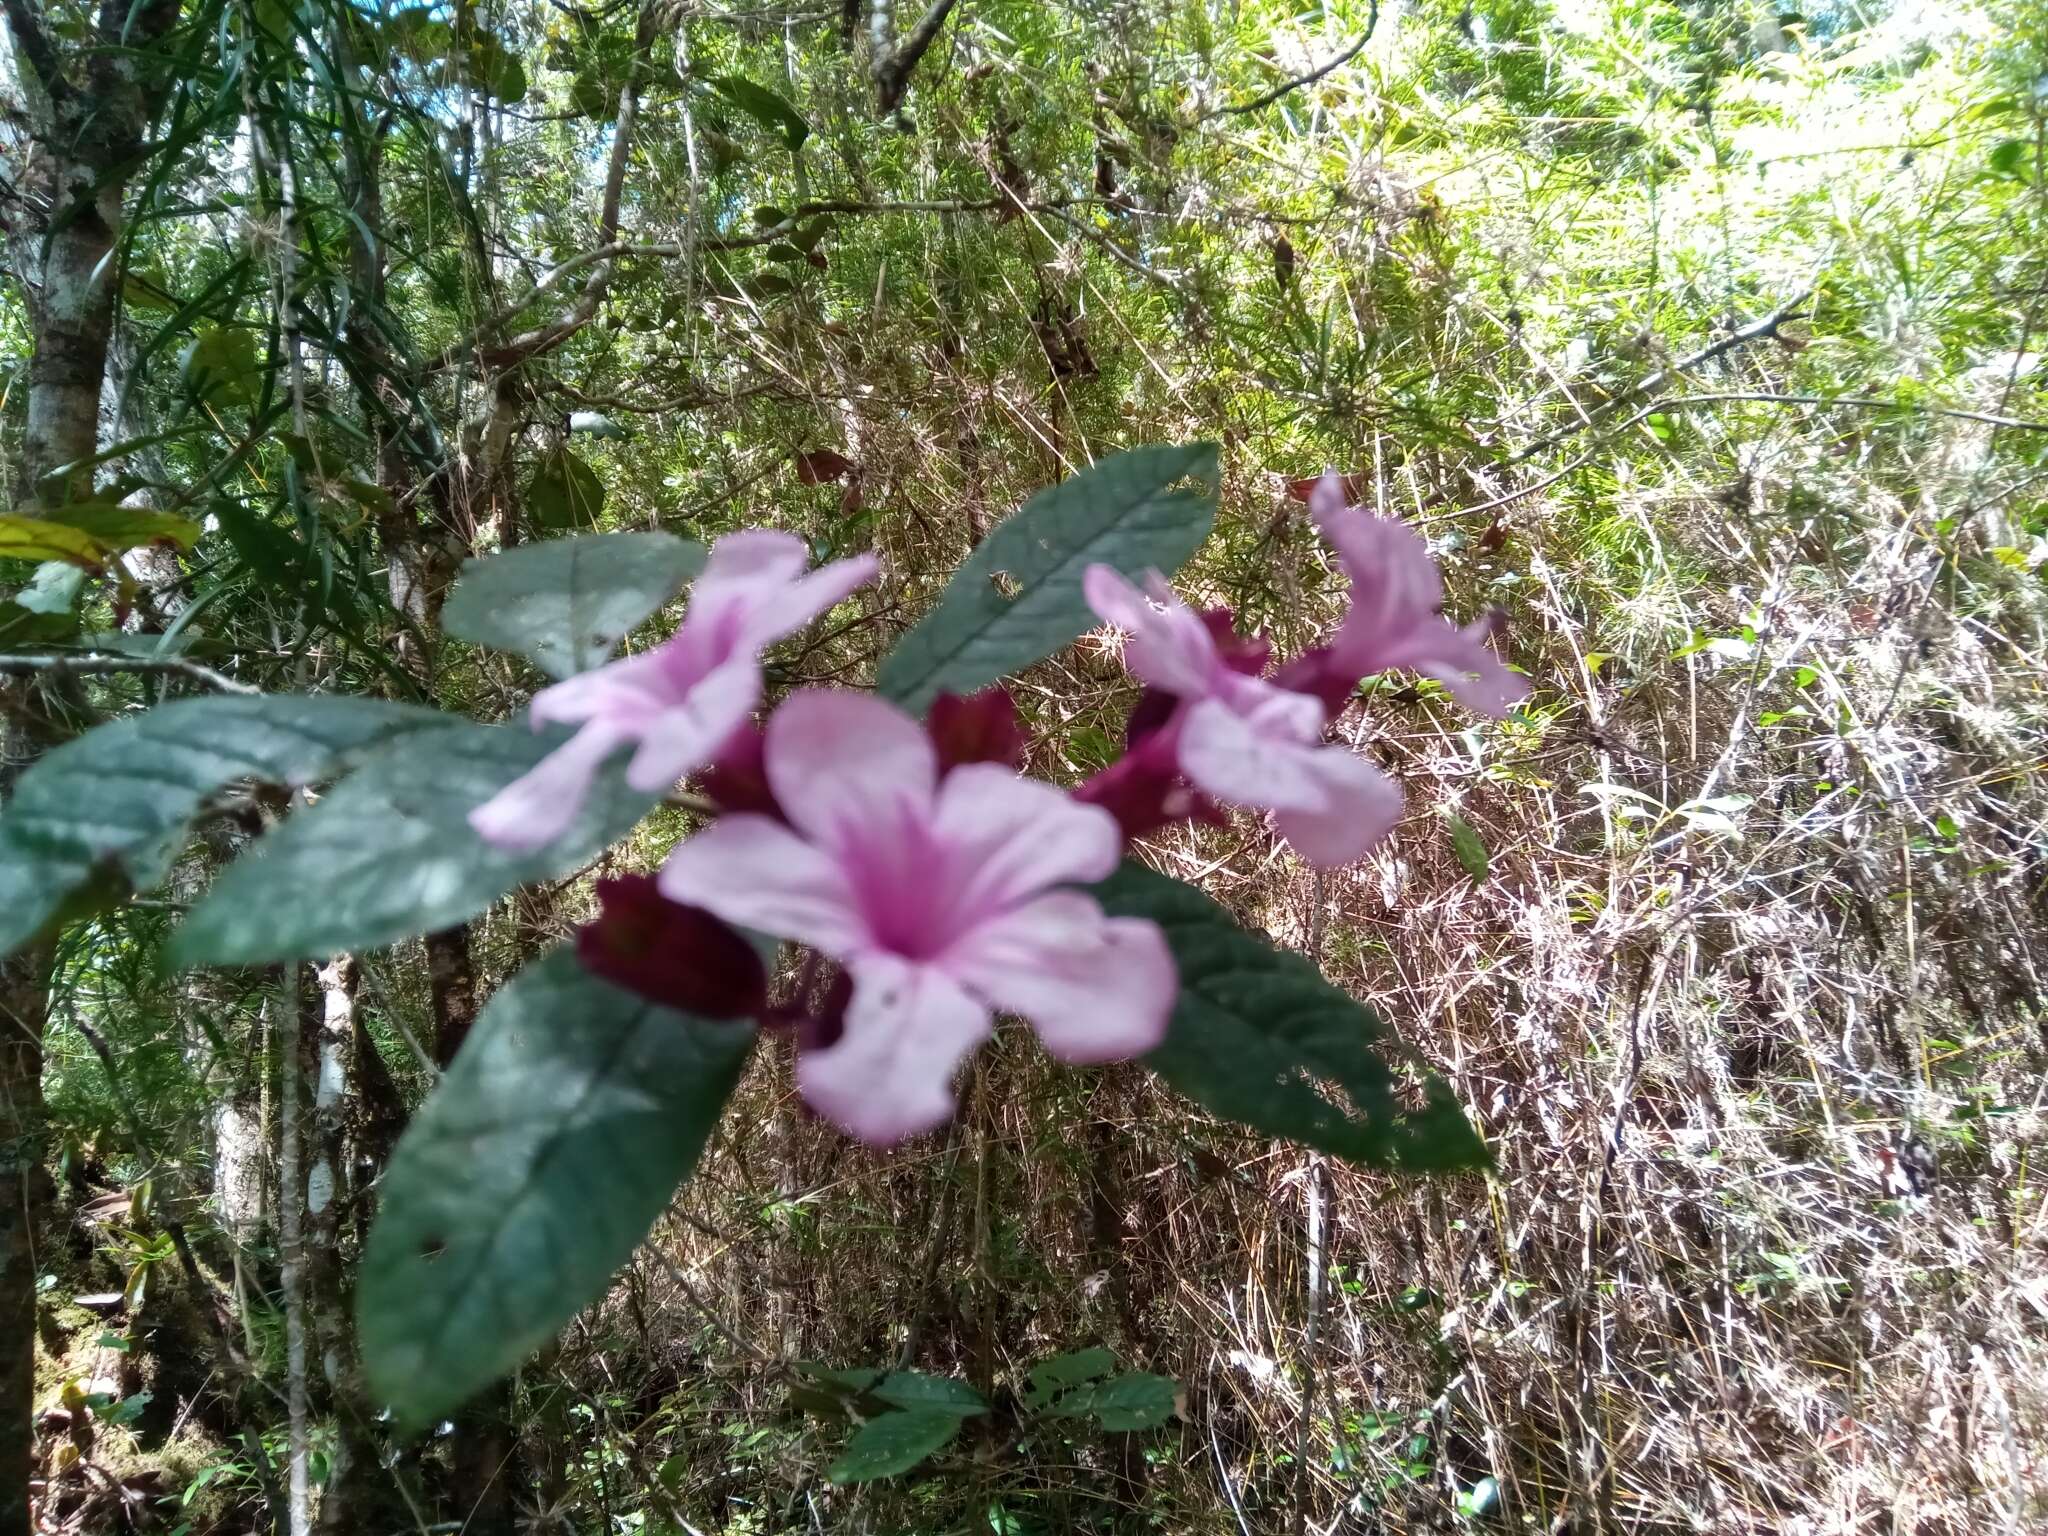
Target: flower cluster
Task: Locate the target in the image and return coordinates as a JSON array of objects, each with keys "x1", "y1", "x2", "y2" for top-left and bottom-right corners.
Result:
[
  {"x1": 472, "y1": 476, "x2": 1523, "y2": 1145},
  {"x1": 1077, "y1": 472, "x2": 1525, "y2": 864}
]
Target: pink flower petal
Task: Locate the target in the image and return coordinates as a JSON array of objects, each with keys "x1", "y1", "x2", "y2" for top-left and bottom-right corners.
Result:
[
  {"x1": 764, "y1": 689, "x2": 937, "y2": 848},
  {"x1": 1175, "y1": 694, "x2": 1331, "y2": 811},
  {"x1": 1178, "y1": 698, "x2": 1400, "y2": 863},
  {"x1": 943, "y1": 892, "x2": 1174, "y2": 1064},
  {"x1": 796, "y1": 952, "x2": 991, "y2": 1144},
  {"x1": 468, "y1": 719, "x2": 631, "y2": 853},
  {"x1": 1269, "y1": 746, "x2": 1404, "y2": 867},
  {"x1": 1306, "y1": 469, "x2": 1352, "y2": 523},
  {"x1": 528, "y1": 651, "x2": 673, "y2": 727},
  {"x1": 1419, "y1": 621, "x2": 1527, "y2": 717},
  {"x1": 738, "y1": 552, "x2": 880, "y2": 651},
  {"x1": 930, "y1": 764, "x2": 1122, "y2": 911},
  {"x1": 622, "y1": 651, "x2": 762, "y2": 793},
  {"x1": 1083, "y1": 564, "x2": 1215, "y2": 697},
  {"x1": 657, "y1": 814, "x2": 867, "y2": 954},
  {"x1": 697, "y1": 528, "x2": 812, "y2": 592}
]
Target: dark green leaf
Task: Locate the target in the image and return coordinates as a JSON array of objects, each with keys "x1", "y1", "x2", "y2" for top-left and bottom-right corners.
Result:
[
  {"x1": 443, "y1": 532, "x2": 704, "y2": 681},
  {"x1": 710, "y1": 77, "x2": 810, "y2": 151},
  {"x1": 1023, "y1": 1346, "x2": 1116, "y2": 1411},
  {"x1": 527, "y1": 449, "x2": 607, "y2": 532},
  {"x1": 179, "y1": 325, "x2": 263, "y2": 408},
  {"x1": 877, "y1": 444, "x2": 1218, "y2": 714},
  {"x1": 1085, "y1": 1373, "x2": 1178, "y2": 1431},
  {"x1": 569, "y1": 69, "x2": 618, "y2": 120},
  {"x1": 1446, "y1": 813, "x2": 1489, "y2": 881},
  {"x1": 870, "y1": 1372, "x2": 987, "y2": 1417},
  {"x1": 357, "y1": 950, "x2": 754, "y2": 1426},
  {"x1": 0, "y1": 696, "x2": 444, "y2": 957},
  {"x1": 470, "y1": 32, "x2": 528, "y2": 100},
  {"x1": 1093, "y1": 862, "x2": 1489, "y2": 1171},
  {"x1": 829, "y1": 1412, "x2": 963, "y2": 1483},
  {"x1": 169, "y1": 719, "x2": 661, "y2": 965},
  {"x1": 1989, "y1": 138, "x2": 2027, "y2": 177}
]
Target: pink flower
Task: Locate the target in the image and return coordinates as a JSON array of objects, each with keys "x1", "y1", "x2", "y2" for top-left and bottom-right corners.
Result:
[
  {"x1": 1082, "y1": 566, "x2": 1401, "y2": 866},
  {"x1": 657, "y1": 690, "x2": 1176, "y2": 1145},
  {"x1": 470, "y1": 531, "x2": 878, "y2": 851},
  {"x1": 1301, "y1": 473, "x2": 1525, "y2": 717}
]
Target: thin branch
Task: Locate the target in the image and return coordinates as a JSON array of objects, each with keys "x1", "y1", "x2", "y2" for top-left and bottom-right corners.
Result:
[
  {"x1": 429, "y1": 197, "x2": 1108, "y2": 370},
  {"x1": 0, "y1": 652, "x2": 260, "y2": 694},
  {"x1": 1507, "y1": 287, "x2": 1815, "y2": 463},
  {"x1": 1209, "y1": 5, "x2": 1379, "y2": 119},
  {"x1": 1451, "y1": 386, "x2": 2048, "y2": 522},
  {"x1": 1653, "y1": 391, "x2": 2048, "y2": 434}
]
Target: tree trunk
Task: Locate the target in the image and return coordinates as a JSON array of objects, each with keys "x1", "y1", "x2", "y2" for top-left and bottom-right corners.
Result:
[
  {"x1": 0, "y1": 934, "x2": 52, "y2": 1536},
  {"x1": 0, "y1": 3, "x2": 183, "y2": 1518}
]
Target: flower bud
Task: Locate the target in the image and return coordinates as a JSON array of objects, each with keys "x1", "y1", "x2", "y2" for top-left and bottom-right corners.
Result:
[
  {"x1": 699, "y1": 724, "x2": 784, "y2": 818},
  {"x1": 927, "y1": 688, "x2": 1030, "y2": 774},
  {"x1": 577, "y1": 875, "x2": 768, "y2": 1020}
]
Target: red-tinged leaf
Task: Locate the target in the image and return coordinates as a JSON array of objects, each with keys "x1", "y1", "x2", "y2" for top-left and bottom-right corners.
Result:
[
  {"x1": 1286, "y1": 472, "x2": 1370, "y2": 504},
  {"x1": 796, "y1": 449, "x2": 855, "y2": 485},
  {"x1": 839, "y1": 479, "x2": 865, "y2": 517}
]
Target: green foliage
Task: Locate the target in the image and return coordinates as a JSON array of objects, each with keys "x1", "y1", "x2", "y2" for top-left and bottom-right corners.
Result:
[
  {"x1": 168, "y1": 720, "x2": 662, "y2": 965},
  {"x1": 1446, "y1": 812, "x2": 1489, "y2": 882},
  {"x1": 829, "y1": 1409, "x2": 966, "y2": 1484},
  {"x1": 1095, "y1": 862, "x2": 1489, "y2": 1171},
  {"x1": 707, "y1": 77, "x2": 810, "y2": 151},
  {"x1": 442, "y1": 531, "x2": 706, "y2": 680},
  {"x1": 0, "y1": 697, "x2": 444, "y2": 956},
  {"x1": 878, "y1": 445, "x2": 1220, "y2": 713},
  {"x1": 357, "y1": 950, "x2": 754, "y2": 1427},
  {"x1": 1024, "y1": 1349, "x2": 1176, "y2": 1429},
  {"x1": 527, "y1": 448, "x2": 608, "y2": 532}
]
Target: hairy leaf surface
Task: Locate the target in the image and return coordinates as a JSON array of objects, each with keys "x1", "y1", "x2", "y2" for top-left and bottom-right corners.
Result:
[
  {"x1": 357, "y1": 950, "x2": 753, "y2": 1425},
  {"x1": 877, "y1": 444, "x2": 1218, "y2": 713}
]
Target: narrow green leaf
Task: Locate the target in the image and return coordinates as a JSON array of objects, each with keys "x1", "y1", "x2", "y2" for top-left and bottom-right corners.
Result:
[
  {"x1": 877, "y1": 444, "x2": 1218, "y2": 713},
  {"x1": 1093, "y1": 862, "x2": 1488, "y2": 1172},
  {"x1": 443, "y1": 532, "x2": 705, "y2": 680},
  {"x1": 0, "y1": 514, "x2": 107, "y2": 566},
  {"x1": 1445, "y1": 812, "x2": 1489, "y2": 881},
  {"x1": 357, "y1": 950, "x2": 754, "y2": 1426},
  {"x1": 0, "y1": 696, "x2": 444, "y2": 957},
  {"x1": 829, "y1": 1412, "x2": 963, "y2": 1483},
  {"x1": 169, "y1": 719, "x2": 661, "y2": 965}
]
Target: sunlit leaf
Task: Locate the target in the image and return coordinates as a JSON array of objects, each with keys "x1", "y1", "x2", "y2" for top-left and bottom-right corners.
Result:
[
  {"x1": 878, "y1": 444, "x2": 1218, "y2": 714},
  {"x1": 443, "y1": 531, "x2": 704, "y2": 680}
]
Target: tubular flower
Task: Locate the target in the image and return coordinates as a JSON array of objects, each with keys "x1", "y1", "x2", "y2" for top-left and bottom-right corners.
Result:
[
  {"x1": 1297, "y1": 472, "x2": 1526, "y2": 717},
  {"x1": 470, "y1": 531, "x2": 878, "y2": 851},
  {"x1": 657, "y1": 689, "x2": 1176, "y2": 1146},
  {"x1": 1083, "y1": 565, "x2": 1401, "y2": 866}
]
